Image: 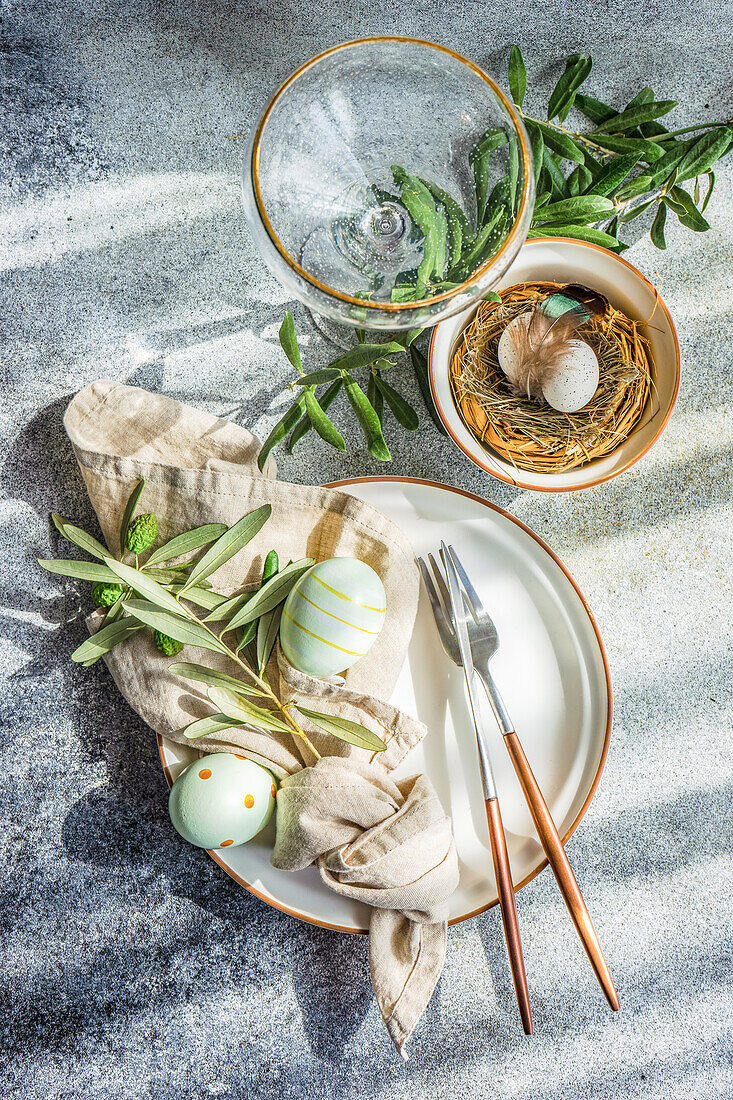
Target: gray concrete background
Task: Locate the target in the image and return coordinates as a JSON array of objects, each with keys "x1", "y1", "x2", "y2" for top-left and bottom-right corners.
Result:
[{"x1": 1, "y1": 2, "x2": 732, "y2": 1097}]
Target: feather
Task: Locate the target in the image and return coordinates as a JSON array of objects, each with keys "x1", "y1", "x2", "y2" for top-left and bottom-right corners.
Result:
[
  {"x1": 500, "y1": 309, "x2": 586, "y2": 400},
  {"x1": 560, "y1": 284, "x2": 609, "y2": 315},
  {"x1": 498, "y1": 284, "x2": 609, "y2": 401}
]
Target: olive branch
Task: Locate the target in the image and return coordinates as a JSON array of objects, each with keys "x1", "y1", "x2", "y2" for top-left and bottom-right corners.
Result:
[{"x1": 39, "y1": 478, "x2": 387, "y2": 757}]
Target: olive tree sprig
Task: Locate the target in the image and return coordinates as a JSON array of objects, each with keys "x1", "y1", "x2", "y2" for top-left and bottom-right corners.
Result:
[
  {"x1": 39, "y1": 479, "x2": 387, "y2": 757},
  {"x1": 256, "y1": 313, "x2": 425, "y2": 470},
  {"x1": 510, "y1": 45, "x2": 732, "y2": 251}
]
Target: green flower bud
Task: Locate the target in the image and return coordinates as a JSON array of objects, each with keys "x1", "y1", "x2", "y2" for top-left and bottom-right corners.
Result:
[
  {"x1": 126, "y1": 513, "x2": 157, "y2": 554},
  {"x1": 154, "y1": 630, "x2": 184, "y2": 657},
  {"x1": 91, "y1": 582, "x2": 124, "y2": 608}
]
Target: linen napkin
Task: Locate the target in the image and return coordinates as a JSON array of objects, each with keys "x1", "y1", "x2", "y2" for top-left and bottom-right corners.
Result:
[{"x1": 63, "y1": 380, "x2": 459, "y2": 1056}]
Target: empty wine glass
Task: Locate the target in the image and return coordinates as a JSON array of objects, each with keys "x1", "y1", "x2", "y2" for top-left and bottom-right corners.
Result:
[{"x1": 242, "y1": 38, "x2": 534, "y2": 331}]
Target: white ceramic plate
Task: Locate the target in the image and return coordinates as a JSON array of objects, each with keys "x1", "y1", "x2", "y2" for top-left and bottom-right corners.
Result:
[
  {"x1": 158, "y1": 477, "x2": 612, "y2": 933},
  {"x1": 429, "y1": 238, "x2": 681, "y2": 492}
]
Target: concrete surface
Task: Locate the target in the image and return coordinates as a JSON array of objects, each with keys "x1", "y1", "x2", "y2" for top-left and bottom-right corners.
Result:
[{"x1": 1, "y1": 2, "x2": 732, "y2": 1098}]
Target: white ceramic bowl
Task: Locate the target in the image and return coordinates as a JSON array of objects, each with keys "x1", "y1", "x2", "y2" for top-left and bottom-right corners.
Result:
[{"x1": 429, "y1": 237, "x2": 681, "y2": 492}]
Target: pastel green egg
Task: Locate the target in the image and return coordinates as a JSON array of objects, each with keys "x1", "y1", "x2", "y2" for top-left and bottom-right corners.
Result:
[
  {"x1": 168, "y1": 753, "x2": 276, "y2": 849},
  {"x1": 280, "y1": 557, "x2": 386, "y2": 679}
]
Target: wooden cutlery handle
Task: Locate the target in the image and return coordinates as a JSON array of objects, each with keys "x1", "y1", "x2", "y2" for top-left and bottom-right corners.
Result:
[
  {"x1": 503, "y1": 731, "x2": 619, "y2": 1011},
  {"x1": 485, "y1": 796, "x2": 533, "y2": 1035}
]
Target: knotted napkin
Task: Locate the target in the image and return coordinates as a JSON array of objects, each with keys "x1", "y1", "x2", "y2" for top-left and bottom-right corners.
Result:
[{"x1": 63, "y1": 380, "x2": 458, "y2": 1056}]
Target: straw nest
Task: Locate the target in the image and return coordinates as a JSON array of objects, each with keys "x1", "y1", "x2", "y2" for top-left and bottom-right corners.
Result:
[{"x1": 450, "y1": 281, "x2": 655, "y2": 473}]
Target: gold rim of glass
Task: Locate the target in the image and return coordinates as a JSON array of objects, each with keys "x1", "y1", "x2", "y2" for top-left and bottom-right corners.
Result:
[{"x1": 250, "y1": 37, "x2": 533, "y2": 312}]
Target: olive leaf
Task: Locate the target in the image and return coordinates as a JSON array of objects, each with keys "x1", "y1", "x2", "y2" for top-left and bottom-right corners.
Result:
[
  {"x1": 207, "y1": 686, "x2": 290, "y2": 732},
  {"x1": 236, "y1": 620, "x2": 259, "y2": 653},
  {"x1": 169, "y1": 662, "x2": 268, "y2": 698},
  {"x1": 567, "y1": 164, "x2": 593, "y2": 195},
  {"x1": 144, "y1": 567, "x2": 202, "y2": 584},
  {"x1": 181, "y1": 505, "x2": 272, "y2": 592},
  {"x1": 227, "y1": 558, "x2": 315, "y2": 630},
  {"x1": 183, "y1": 713, "x2": 243, "y2": 740},
  {"x1": 534, "y1": 195, "x2": 616, "y2": 225},
  {"x1": 279, "y1": 312, "x2": 303, "y2": 374},
  {"x1": 508, "y1": 45, "x2": 527, "y2": 108},
  {"x1": 323, "y1": 342, "x2": 404, "y2": 373},
  {"x1": 574, "y1": 92, "x2": 616, "y2": 126},
  {"x1": 591, "y1": 100, "x2": 676, "y2": 135},
  {"x1": 391, "y1": 167, "x2": 446, "y2": 292},
  {"x1": 103, "y1": 595, "x2": 126, "y2": 626},
  {"x1": 122, "y1": 599, "x2": 229, "y2": 653},
  {"x1": 344, "y1": 377, "x2": 391, "y2": 461},
  {"x1": 647, "y1": 141, "x2": 692, "y2": 187},
  {"x1": 450, "y1": 206, "x2": 506, "y2": 279},
  {"x1": 288, "y1": 378, "x2": 343, "y2": 452},
  {"x1": 257, "y1": 394, "x2": 306, "y2": 472},
  {"x1": 70, "y1": 617, "x2": 144, "y2": 663},
  {"x1": 409, "y1": 345, "x2": 447, "y2": 435},
  {"x1": 295, "y1": 368, "x2": 343, "y2": 386},
  {"x1": 304, "y1": 388, "x2": 346, "y2": 451},
  {"x1": 38, "y1": 558, "x2": 123, "y2": 583},
  {"x1": 367, "y1": 371, "x2": 384, "y2": 424},
  {"x1": 374, "y1": 376, "x2": 419, "y2": 430},
  {"x1": 587, "y1": 153, "x2": 642, "y2": 196},
  {"x1": 257, "y1": 606, "x2": 283, "y2": 675},
  {"x1": 293, "y1": 705, "x2": 387, "y2": 752},
  {"x1": 421, "y1": 181, "x2": 471, "y2": 269},
  {"x1": 469, "y1": 128, "x2": 507, "y2": 222},
  {"x1": 675, "y1": 126, "x2": 733, "y2": 181},
  {"x1": 534, "y1": 122, "x2": 585, "y2": 163},
  {"x1": 614, "y1": 174, "x2": 654, "y2": 201},
  {"x1": 391, "y1": 328, "x2": 424, "y2": 349},
  {"x1": 541, "y1": 147, "x2": 571, "y2": 198},
  {"x1": 527, "y1": 121, "x2": 544, "y2": 187},
  {"x1": 144, "y1": 524, "x2": 228, "y2": 567},
  {"x1": 664, "y1": 186, "x2": 710, "y2": 231},
  {"x1": 619, "y1": 197, "x2": 657, "y2": 223},
  {"x1": 581, "y1": 147, "x2": 605, "y2": 176},
  {"x1": 169, "y1": 586, "x2": 230, "y2": 612},
  {"x1": 547, "y1": 54, "x2": 592, "y2": 123},
  {"x1": 700, "y1": 171, "x2": 715, "y2": 213},
  {"x1": 203, "y1": 590, "x2": 251, "y2": 624},
  {"x1": 51, "y1": 514, "x2": 109, "y2": 561},
  {"x1": 106, "y1": 558, "x2": 189, "y2": 616},
  {"x1": 261, "y1": 550, "x2": 279, "y2": 583},
  {"x1": 592, "y1": 134, "x2": 665, "y2": 161},
  {"x1": 650, "y1": 201, "x2": 668, "y2": 248},
  {"x1": 119, "y1": 477, "x2": 145, "y2": 556},
  {"x1": 527, "y1": 224, "x2": 622, "y2": 250}
]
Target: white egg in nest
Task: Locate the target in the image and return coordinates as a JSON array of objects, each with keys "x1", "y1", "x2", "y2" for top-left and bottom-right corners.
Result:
[
  {"x1": 497, "y1": 312, "x2": 600, "y2": 414},
  {"x1": 541, "y1": 339, "x2": 599, "y2": 413}
]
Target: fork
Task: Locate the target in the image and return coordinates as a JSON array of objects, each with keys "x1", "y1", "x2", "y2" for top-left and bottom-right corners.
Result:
[
  {"x1": 420, "y1": 550, "x2": 532, "y2": 1034},
  {"x1": 423, "y1": 547, "x2": 619, "y2": 1012}
]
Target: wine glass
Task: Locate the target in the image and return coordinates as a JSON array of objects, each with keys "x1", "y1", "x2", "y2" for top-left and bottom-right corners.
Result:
[{"x1": 242, "y1": 37, "x2": 534, "y2": 331}]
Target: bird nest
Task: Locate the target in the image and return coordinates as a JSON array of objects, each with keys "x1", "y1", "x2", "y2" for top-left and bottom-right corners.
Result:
[{"x1": 450, "y1": 281, "x2": 655, "y2": 473}]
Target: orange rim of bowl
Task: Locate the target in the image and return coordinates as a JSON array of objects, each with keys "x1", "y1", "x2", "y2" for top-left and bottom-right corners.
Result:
[
  {"x1": 428, "y1": 237, "x2": 682, "y2": 492},
  {"x1": 250, "y1": 37, "x2": 532, "y2": 312},
  {"x1": 157, "y1": 475, "x2": 613, "y2": 935}
]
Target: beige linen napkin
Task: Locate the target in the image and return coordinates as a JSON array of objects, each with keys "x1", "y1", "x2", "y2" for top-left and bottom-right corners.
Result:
[{"x1": 64, "y1": 381, "x2": 458, "y2": 1056}]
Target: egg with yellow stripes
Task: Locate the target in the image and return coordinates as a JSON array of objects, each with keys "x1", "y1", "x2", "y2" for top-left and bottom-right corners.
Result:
[{"x1": 280, "y1": 557, "x2": 386, "y2": 679}]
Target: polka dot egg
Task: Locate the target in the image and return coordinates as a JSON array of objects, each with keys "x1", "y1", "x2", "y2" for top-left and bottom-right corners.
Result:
[
  {"x1": 280, "y1": 557, "x2": 386, "y2": 680},
  {"x1": 168, "y1": 753, "x2": 276, "y2": 849}
]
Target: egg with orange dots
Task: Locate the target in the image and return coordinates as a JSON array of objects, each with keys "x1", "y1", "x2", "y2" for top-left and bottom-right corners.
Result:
[{"x1": 168, "y1": 753, "x2": 277, "y2": 849}]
